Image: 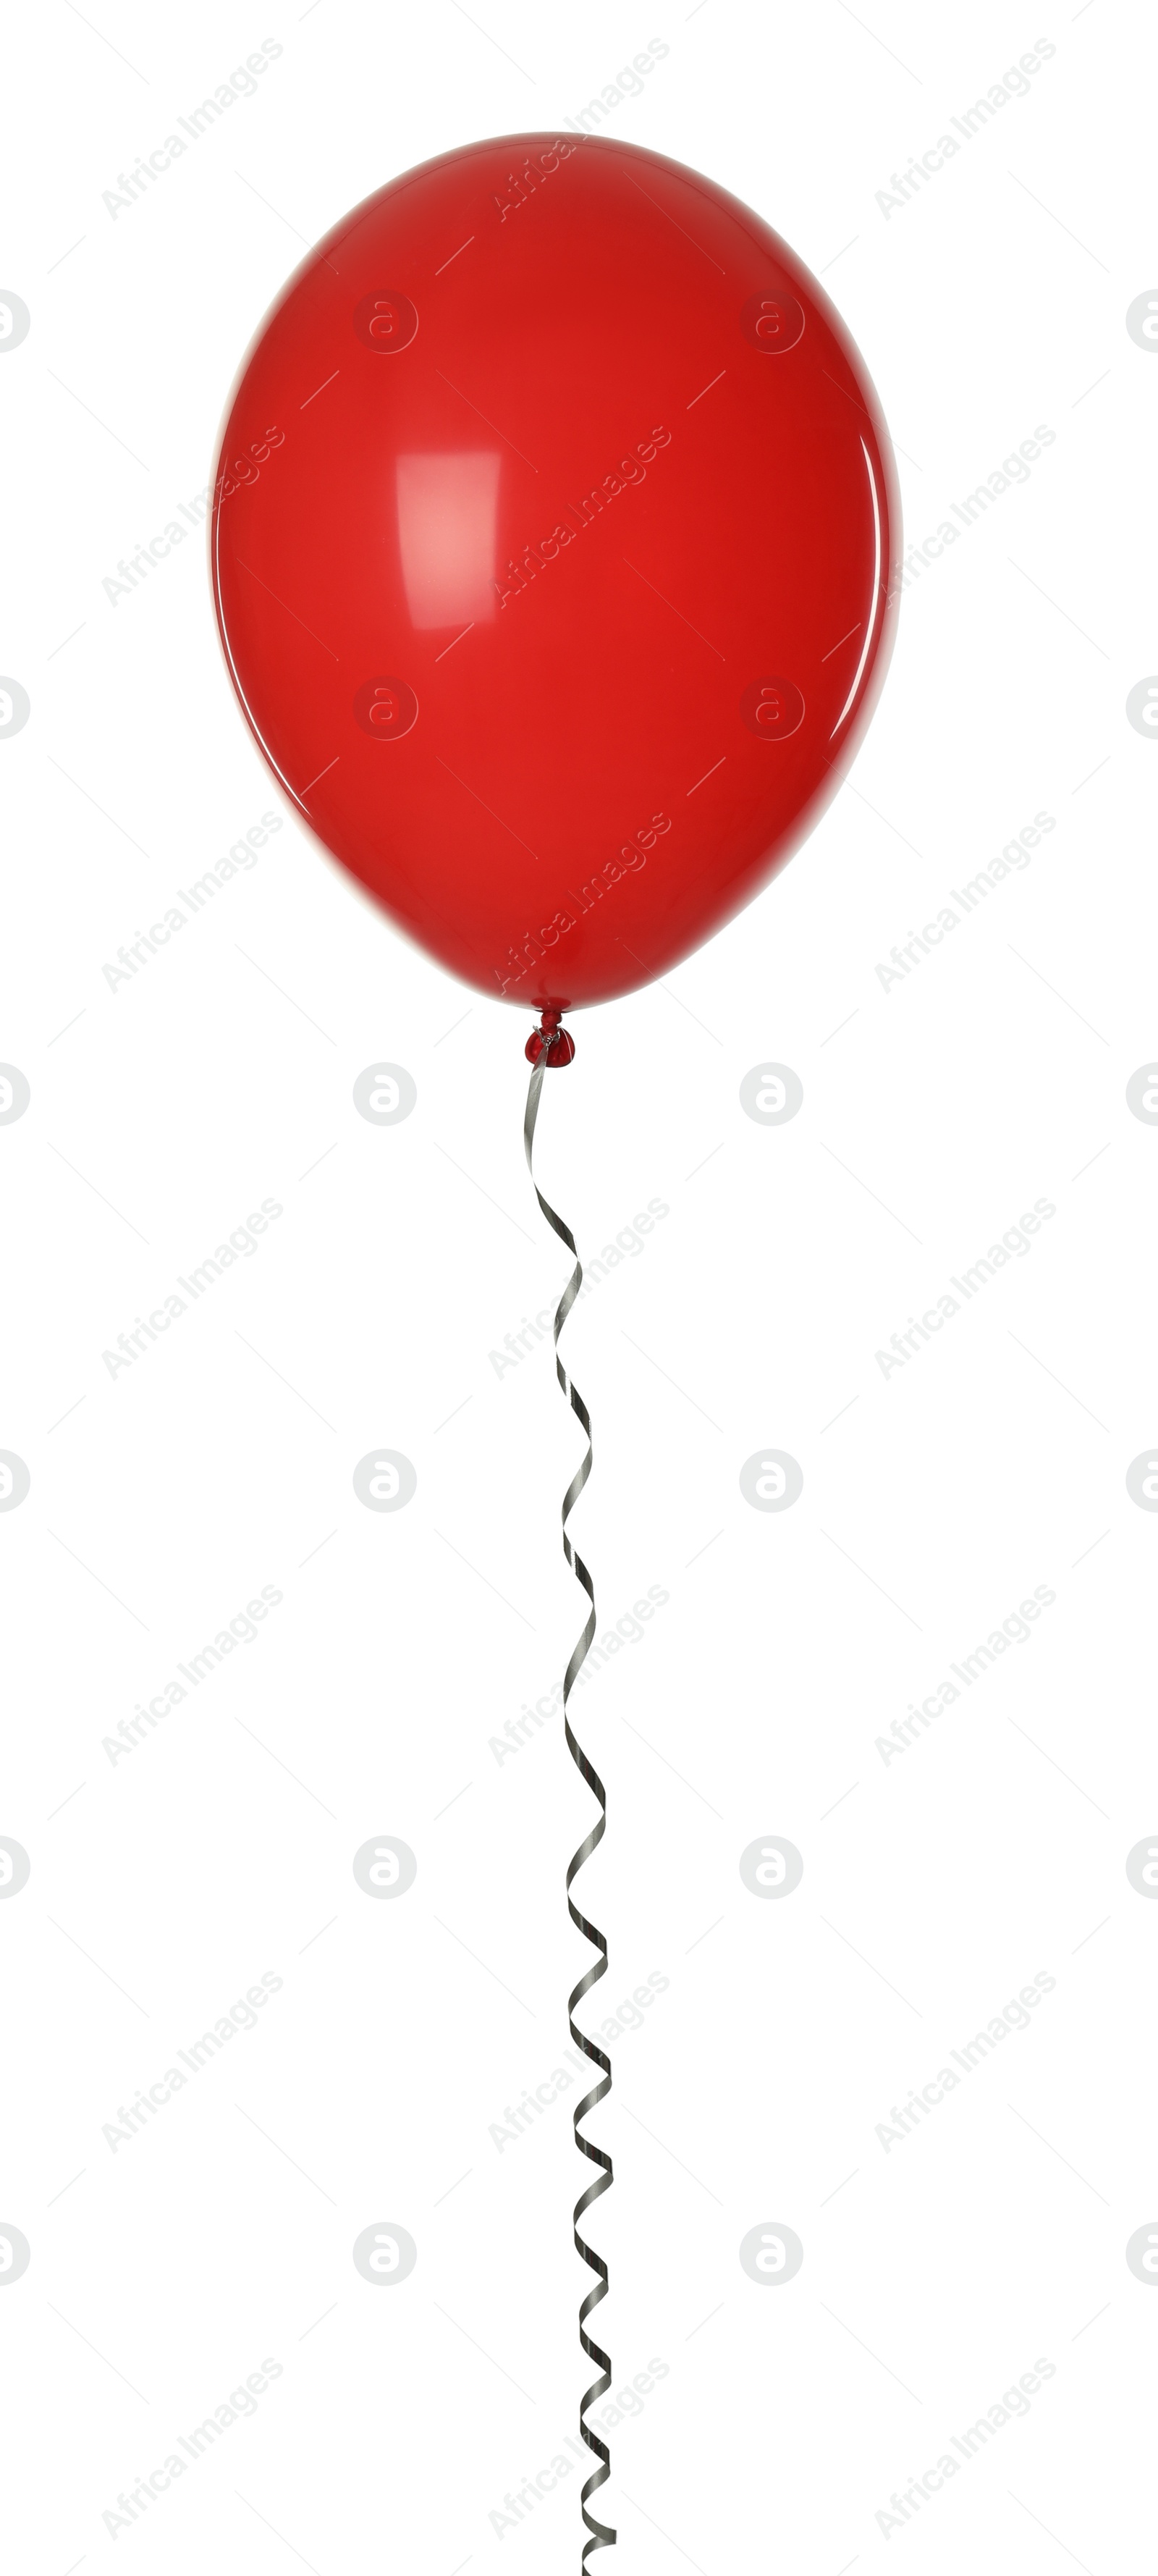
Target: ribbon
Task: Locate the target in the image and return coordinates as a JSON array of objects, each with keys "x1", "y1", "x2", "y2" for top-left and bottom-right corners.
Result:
[{"x1": 523, "y1": 1045, "x2": 615, "y2": 2567}]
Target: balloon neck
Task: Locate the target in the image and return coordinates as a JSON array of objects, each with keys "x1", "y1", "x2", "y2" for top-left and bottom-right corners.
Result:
[{"x1": 525, "y1": 1007, "x2": 575, "y2": 1068}]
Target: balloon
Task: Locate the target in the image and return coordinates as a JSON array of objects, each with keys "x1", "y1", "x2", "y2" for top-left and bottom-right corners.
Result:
[{"x1": 211, "y1": 134, "x2": 899, "y2": 1014}]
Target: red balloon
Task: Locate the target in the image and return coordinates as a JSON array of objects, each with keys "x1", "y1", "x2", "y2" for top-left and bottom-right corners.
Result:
[{"x1": 211, "y1": 135, "x2": 900, "y2": 1015}]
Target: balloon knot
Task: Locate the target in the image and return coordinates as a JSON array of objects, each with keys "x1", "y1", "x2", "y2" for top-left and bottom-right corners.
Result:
[{"x1": 525, "y1": 1009, "x2": 575, "y2": 1068}]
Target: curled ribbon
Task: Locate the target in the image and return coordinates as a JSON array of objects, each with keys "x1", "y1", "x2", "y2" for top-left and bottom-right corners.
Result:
[{"x1": 523, "y1": 1045, "x2": 615, "y2": 2567}]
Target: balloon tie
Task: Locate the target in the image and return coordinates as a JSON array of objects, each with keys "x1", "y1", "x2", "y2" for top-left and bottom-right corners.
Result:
[
  {"x1": 525, "y1": 1006, "x2": 576, "y2": 1069},
  {"x1": 523, "y1": 1037, "x2": 614, "y2": 2569}
]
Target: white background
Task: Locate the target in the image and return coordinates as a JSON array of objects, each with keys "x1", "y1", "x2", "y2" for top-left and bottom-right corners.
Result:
[{"x1": 2, "y1": 4, "x2": 1156, "y2": 2569}]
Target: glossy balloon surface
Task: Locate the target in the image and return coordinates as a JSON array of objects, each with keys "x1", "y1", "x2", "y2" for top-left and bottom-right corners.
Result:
[{"x1": 211, "y1": 132, "x2": 900, "y2": 1011}]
